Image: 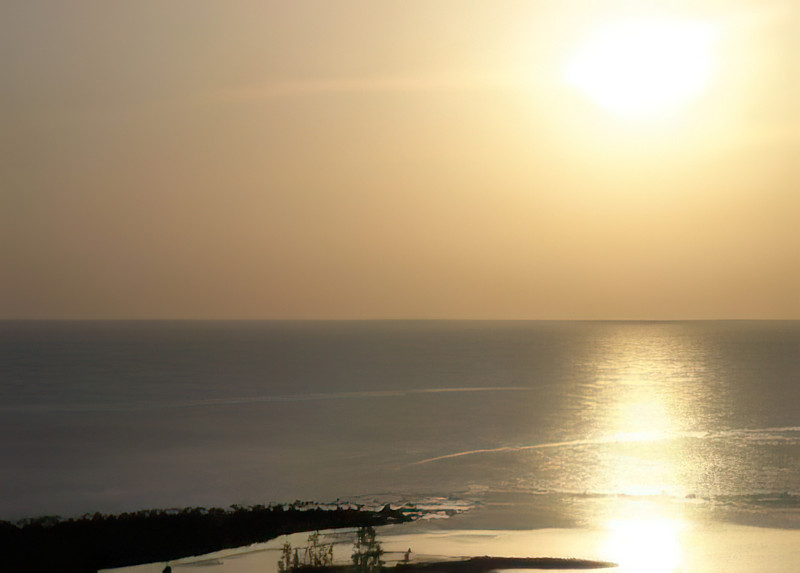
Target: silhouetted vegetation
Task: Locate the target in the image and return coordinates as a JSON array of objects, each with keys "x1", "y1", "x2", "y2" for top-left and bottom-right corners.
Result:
[
  {"x1": 278, "y1": 525, "x2": 384, "y2": 573},
  {"x1": 279, "y1": 531, "x2": 335, "y2": 573},
  {"x1": 351, "y1": 526, "x2": 384, "y2": 573},
  {"x1": 280, "y1": 527, "x2": 616, "y2": 573},
  {"x1": 0, "y1": 503, "x2": 409, "y2": 573}
]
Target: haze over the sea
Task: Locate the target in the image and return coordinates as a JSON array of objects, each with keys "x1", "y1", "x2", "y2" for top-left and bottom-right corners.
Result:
[{"x1": 2, "y1": 1, "x2": 798, "y2": 321}]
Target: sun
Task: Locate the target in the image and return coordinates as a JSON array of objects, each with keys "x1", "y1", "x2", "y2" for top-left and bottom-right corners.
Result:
[{"x1": 565, "y1": 18, "x2": 718, "y2": 118}]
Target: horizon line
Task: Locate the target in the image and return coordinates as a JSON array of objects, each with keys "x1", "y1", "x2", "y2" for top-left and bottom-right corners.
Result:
[{"x1": 2, "y1": 318, "x2": 798, "y2": 323}]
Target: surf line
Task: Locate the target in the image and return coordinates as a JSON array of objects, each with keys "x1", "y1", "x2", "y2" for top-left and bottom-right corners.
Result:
[
  {"x1": 409, "y1": 431, "x2": 700, "y2": 466},
  {"x1": 1, "y1": 386, "x2": 538, "y2": 414},
  {"x1": 409, "y1": 438, "x2": 610, "y2": 466},
  {"x1": 410, "y1": 426, "x2": 800, "y2": 466},
  {"x1": 167, "y1": 386, "x2": 535, "y2": 409}
]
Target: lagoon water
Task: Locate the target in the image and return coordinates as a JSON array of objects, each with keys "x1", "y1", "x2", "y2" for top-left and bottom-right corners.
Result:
[{"x1": 3, "y1": 321, "x2": 800, "y2": 555}]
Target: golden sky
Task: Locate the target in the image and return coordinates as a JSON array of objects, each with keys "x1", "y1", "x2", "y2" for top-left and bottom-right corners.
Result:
[{"x1": 2, "y1": 1, "x2": 798, "y2": 319}]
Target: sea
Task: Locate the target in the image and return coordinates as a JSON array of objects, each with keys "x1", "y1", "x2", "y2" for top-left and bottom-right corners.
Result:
[{"x1": 2, "y1": 320, "x2": 800, "y2": 570}]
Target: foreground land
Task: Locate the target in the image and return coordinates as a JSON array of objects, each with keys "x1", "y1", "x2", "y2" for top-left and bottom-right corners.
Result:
[
  {"x1": 395, "y1": 557, "x2": 618, "y2": 571},
  {"x1": 0, "y1": 503, "x2": 409, "y2": 573},
  {"x1": 294, "y1": 558, "x2": 618, "y2": 572}
]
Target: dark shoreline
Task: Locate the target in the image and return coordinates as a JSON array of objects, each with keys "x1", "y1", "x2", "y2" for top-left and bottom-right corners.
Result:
[{"x1": 0, "y1": 502, "x2": 410, "y2": 573}]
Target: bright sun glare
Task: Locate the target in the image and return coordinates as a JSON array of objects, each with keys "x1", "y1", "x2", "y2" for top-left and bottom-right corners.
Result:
[
  {"x1": 566, "y1": 18, "x2": 718, "y2": 117},
  {"x1": 605, "y1": 518, "x2": 685, "y2": 573}
]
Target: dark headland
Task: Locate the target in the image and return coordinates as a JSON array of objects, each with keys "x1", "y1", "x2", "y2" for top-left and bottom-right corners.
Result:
[{"x1": 0, "y1": 502, "x2": 409, "y2": 573}]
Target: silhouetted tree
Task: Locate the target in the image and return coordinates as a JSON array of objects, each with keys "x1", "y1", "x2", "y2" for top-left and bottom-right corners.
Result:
[
  {"x1": 278, "y1": 532, "x2": 334, "y2": 572},
  {"x1": 351, "y1": 526, "x2": 383, "y2": 573},
  {"x1": 278, "y1": 541, "x2": 293, "y2": 573}
]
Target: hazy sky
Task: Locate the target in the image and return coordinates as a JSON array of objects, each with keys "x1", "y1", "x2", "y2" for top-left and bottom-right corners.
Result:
[{"x1": 2, "y1": 1, "x2": 798, "y2": 319}]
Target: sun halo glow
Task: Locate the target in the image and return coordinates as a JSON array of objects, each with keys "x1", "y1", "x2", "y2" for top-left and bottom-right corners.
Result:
[{"x1": 566, "y1": 18, "x2": 718, "y2": 118}]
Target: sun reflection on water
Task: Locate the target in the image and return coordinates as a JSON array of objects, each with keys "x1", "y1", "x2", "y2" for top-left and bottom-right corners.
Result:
[
  {"x1": 587, "y1": 328, "x2": 696, "y2": 571},
  {"x1": 604, "y1": 517, "x2": 685, "y2": 573},
  {"x1": 581, "y1": 326, "x2": 710, "y2": 499}
]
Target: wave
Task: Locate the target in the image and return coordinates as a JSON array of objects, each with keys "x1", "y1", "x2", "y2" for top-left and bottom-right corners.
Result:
[
  {"x1": 0, "y1": 386, "x2": 534, "y2": 413},
  {"x1": 176, "y1": 386, "x2": 533, "y2": 408},
  {"x1": 411, "y1": 426, "x2": 800, "y2": 465}
]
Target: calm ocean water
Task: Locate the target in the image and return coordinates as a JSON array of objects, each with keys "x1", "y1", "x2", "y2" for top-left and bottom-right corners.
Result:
[{"x1": 2, "y1": 321, "x2": 799, "y2": 530}]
